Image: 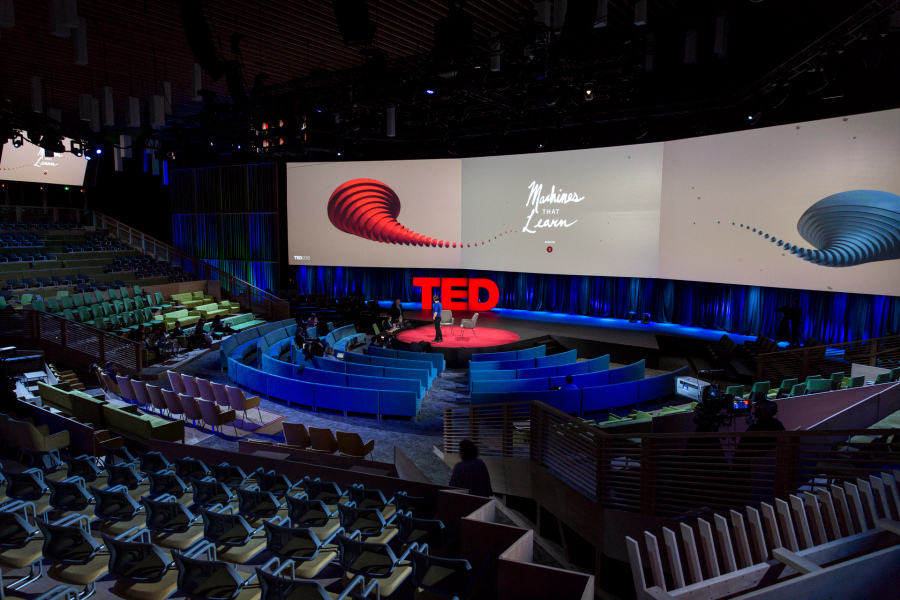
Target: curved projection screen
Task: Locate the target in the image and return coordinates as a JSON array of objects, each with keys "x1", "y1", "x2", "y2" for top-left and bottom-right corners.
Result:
[
  {"x1": 287, "y1": 108, "x2": 900, "y2": 297},
  {"x1": 0, "y1": 137, "x2": 88, "y2": 186}
]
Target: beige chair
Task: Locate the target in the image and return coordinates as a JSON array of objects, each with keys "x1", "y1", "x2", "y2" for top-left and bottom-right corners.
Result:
[
  {"x1": 101, "y1": 372, "x2": 121, "y2": 395},
  {"x1": 440, "y1": 309, "x2": 455, "y2": 335},
  {"x1": 198, "y1": 399, "x2": 237, "y2": 436},
  {"x1": 131, "y1": 380, "x2": 153, "y2": 409},
  {"x1": 146, "y1": 384, "x2": 169, "y2": 416},
  {"x1": 460, "y1": 312, "x2": 479, "y2": 338},
  {"x1": 116, "y1": 376, "x2": 137, "y2": 404},
  {"x1": 12, "y1": 418, "x2": 70, "y2": 453},
  {"x1": 336, "y1": 431, "x2": 375, "y2": 459},
  {"x1": 210, "y1": 382, "x2": 231, "y2": 409},
  {"x1": 196, "y1": 378, "x2": 216, "y2": 403},
  {"x1": 181, "y1": 374, "x2": 200, "y2": 398},
  {"x1": 308, "y1": 427, "x2": 338, "y2": 454},
  {"x1": 226, "y1": 385, "x2": 262, "y2": 425},
  {"x1": 179, "y1": 394, "x2": 203, "y2": 426},
  {"x1": 162, "y1": 389, "x2": 185, "y2": 420},
  {"x1": 282, "y1": 423, "x2": 311, "y2": 449},
  {"x1": 166, "y1": 371, "x2": 186, "y2": 395}
]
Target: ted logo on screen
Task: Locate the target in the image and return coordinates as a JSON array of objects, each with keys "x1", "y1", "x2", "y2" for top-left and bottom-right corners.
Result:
[{"x1": 413, "y1": 277, "x2": 499, "y2": 311}]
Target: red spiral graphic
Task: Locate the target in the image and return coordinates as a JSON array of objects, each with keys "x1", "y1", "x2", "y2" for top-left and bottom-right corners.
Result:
[{"x1": 327, "y1": 178, "x2": 515, "y2": 248}]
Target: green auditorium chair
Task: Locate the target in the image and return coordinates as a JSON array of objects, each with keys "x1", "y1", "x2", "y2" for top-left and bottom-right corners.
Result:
[
  {"x1": 71, "y1": 294, "x2": 84, "y2": 308},
  {"x1": 31, "y1": 299, "x2": 46, "y2": 311},
  {"x1": 725, "y1": 385, "x2": 745, "y2": 398},
  {"x1": 769, "y1": 378, "x2": 798, "y2": 399},
  {"x1": 847, "y1": 375, "x2": 865, "y2": 388},
  {"x1": 806, "y1": 378, "x2": 833, "y2": 394},
  {"x1": 62, "y1": 309, "x2": 76, "y2": 322},
  {"x1": 874, "y1": 373, "x2": 891, "y2": 384},
  {"x1": 805, "y1": 374, "x2": 822, "y2": 385},
  {"x1": 829, "y1": 371, "x2": 845, "y2": 391},
  {"x1": 745, "y1": 381, "x2": 770, "y2": 399},
  {"x1": 59, "y1": 296, "x2": 74, "y2": 311},
  {"x1": 108, "y1": 288, "x2": 121, "y2": 301},
  {"x1": 789, "y1": 383, "x2": 806, "y2": 397},
  {"x1": 45, "y1": 298, "x2": 61, "y2": 313},
  {"x1": 891, "y1": 367, "x2": 900, "y2": 382}
]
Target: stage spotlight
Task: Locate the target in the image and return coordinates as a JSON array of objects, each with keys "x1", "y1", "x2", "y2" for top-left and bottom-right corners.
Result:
[
  {"x1": 641, "y1": 313, "x2": 651, "y2": 324},
  {"x1": 628, "y1": 311, "x2": 637, "y2": 323},
  {"x1": 584, "y1": 83, "x2": 595, "y2": 101},
  {"x1": 426, "y1": 89, "x2": 435, "y2": 95},
  {"x1": 70, "y1": 140, "x2": 83, "y2": 157},
  {"x1": 95, "y1": 148, "x2": 102, "y2": 155},
  {"x1": 12, "y1": 133, "x2": 23, "y2": 147},
  {"x1": 85, "y1": 154, "x2": 92, "y2": 160}
]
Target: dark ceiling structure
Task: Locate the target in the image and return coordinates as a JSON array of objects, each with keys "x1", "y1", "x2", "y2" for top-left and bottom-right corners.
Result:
[{"x1": 2, "y1": 0, "x2": 900, "y2": 165}]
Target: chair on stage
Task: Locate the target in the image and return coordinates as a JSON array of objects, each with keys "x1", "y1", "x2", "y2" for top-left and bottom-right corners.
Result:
[
  {"x1": 440, "y1": 310, "x2": 455, "y2": 335},
  {"x1": 460, "y1": 313, "x2": 479, "y2": 338}
]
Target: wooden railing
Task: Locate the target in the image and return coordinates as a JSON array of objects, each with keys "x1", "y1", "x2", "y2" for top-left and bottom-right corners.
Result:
[
  {"x1": 91, "y1": 212, "x2": 290, "y2": 321},
  {"x1": 756, "y1": 335, "x2": 900, "y2": 383},
  {"x1": 444, "y1": 400, "x2": 900, "y2": 517},
  {"x1": 0, "y1": 309, "x2": 143, "y2": 376}
]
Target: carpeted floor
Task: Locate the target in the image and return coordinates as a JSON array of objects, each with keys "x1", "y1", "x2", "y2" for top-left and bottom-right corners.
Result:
[
  {"x1": 178, "y1": 350, "x2": 467, "y2": 485},
  {"x1": 397, "y1": 325, "x2": 520, "y2": 348}
]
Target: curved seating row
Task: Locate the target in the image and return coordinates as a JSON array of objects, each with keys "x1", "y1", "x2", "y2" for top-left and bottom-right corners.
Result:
[
  {"x1": 299, "y1": 365, "x2": 425, "y2": 400},
  {"x1": 469, "y1": 354, "x2": 610, "y2": 391},
  {"x1": 468, "y1": 349, "x2": 578, "y2": 371},
  {"x1": 219, "y1": 318, "x2": 298, "y2": 368},
  {"x1": 471, "y1": 364, "x2": 688, "y2": 416},
  {"x1": 228, "y1": 358, "x2": 421, "y2": 418},
  {"x1": 324, "y1": 324, "x2": 366, "y2": 352},
  {"x1": 368, "y1": 344, "x2": 446, "y2": 375},
  {"x1": 471, "y1": 356, "x2": 640, "y2": 394},
  {"x1": 344, "y1": 352, "x2": 437, "y2": 384},
  {"x1": 470, "y1": 345, "x2": 546, "y2": 361},
  {"x1": 312, "y1": 356, "x2": 431, "y2": 390}
]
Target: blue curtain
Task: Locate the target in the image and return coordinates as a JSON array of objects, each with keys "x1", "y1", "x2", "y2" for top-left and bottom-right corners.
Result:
[{"x1": 294, "y1": 266, "x2": 900, "y2": 345}]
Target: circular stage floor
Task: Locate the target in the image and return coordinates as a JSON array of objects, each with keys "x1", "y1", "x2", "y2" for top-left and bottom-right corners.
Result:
[{"x1": 396, "y1": 325, "x2": 519, "y2": 349}]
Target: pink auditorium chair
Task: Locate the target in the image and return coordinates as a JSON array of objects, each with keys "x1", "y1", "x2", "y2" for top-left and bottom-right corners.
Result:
[
  {"x1": 226, "y1": 385, "x2": 262, "y2": 426},
  {"x1": 210, "y1": 382, "x2": 231, "y2": 409},
  {"x1": 197, "y1": 378, "x2": 217, "y2": 403},
  {"x1": 179, "y1": 394, "x2": 203, "y2": 427},
  {"x1": 101, "y1": 372, "x2": 121, "y2": 395},
  {"x1": 132, "y1": 380, "x2": 152, "y2": 409},
  {"x1": 181, "y1": 374, "x2": 201, "y2": 398},
  {"x1": 116, "y1": 375, "x2": 136, "y2": 403},
  {"x1": 162, "y1": 389, "x2": 185, "y2": 420},
  {"x1": 146, "y1": 384, "x2": 169, "y2": 416},
  {"x1": 167, "y1": 370, "x2": 186, "y2": 395}
]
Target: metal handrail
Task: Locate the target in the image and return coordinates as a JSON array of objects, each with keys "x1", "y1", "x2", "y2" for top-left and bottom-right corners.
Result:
[
  {"x1": 756, "y1": 334, "x2": 900, "y2": 382},
  {"x1": 91, "y1": 211, "x2": 290, "y2": 321}
]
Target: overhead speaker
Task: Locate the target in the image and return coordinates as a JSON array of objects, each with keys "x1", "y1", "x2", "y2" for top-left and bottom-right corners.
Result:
[
  {"x1": 49, "y1": 0, "x2": 69, "y2": 37},
  {"x1": 0, "y1": 0, "x2": 15, "y2": 29},
  {"x1": 714, "y1": 15, "x2": 728, "y2": 57},
  {"x1": 90, "y1": 97, "x2": 100, "y2": 132},
  {"x1": 102, "y1": 85, "x2": 114, "y2": 126},
  {"x1": 73, "y1": 16, "x2": 88, "y2": 65},
  {"x1": 78, "y1": 93, "x2": 92, "y2": 121},
  {"x1": 30, "y1": 75, "x2": 42, "y2": 113},
  {"x1": 177, "y1": 0, "x2": 224, "y2": 79},
  {"x1": 634, "y1": 0, "x2": 647, "y2": 26},
  {"x1": 126, "y1": 96, "x2": 140, "y2": 128},
  {"x1": 594, "y1": 0, "x2": 608, "y2": 28},
  {"x1": 333, "y1": 0, "x2": 375, "y2": 46},
  {"x1": 162, "y1": 81, "x2": 172, "y2": 115},
  {"x1": 150, "y1": 95, "x2": 165, "y2": 129},
  {"x1": 191, "y1": 63, "x2": 202, "y2": 101},
  {"x1": 684, "y1": 29, "x2": 698, "y2": 64},
  {"x1": 386, "y1": 106, "x2": 396, "y2": 138}
]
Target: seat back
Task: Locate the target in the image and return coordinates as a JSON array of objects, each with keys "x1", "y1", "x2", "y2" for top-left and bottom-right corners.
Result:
[
  {"x1": 441, "y1": 310, "x2": 453, "y2": 325},
  {"x1": 0, "y1": 468, "x2": 48, "y2": 501},
  {"x1": 830, "y1": 371, "x2": 846, "y2": 390},
  {"x1": 410, "y1": 550, "x2": 475, "y2": 596},
  {"x1": 162, "y1": 389, "x2": 185, "y2": 415},
  {"x1": 337, "y1": 503, "x2": 387, "y2": 538},
  {"x1": 256, "y1": 568, "x2": 332, "y2": 600},
  {"x1": 337, "y1": 535, "x2": 397, "y2": 579},
  {"x1": 90, "y1": 485, "x2": 141, "y2": 521},
  {"x1": 262, "y1": 520, "x2": 323, "y2": 561},
  {"x1": 198, "y1": 398, "x2": 229, "y2": 426},
  {"x1": 106, "y1": 463, "x2": 142, "y2": 489},
  {"x1": 167, "y1": 370, "x2": 186, "y2": 395},
  {"x1": 236, "y1": 488, "x2": 282, "y2": 519},
  {"x1": 37, "y1": 520, "x2": 104, "y2": 564},
  {"x1": 180, "y1": 394, "x2": 203, "y2": 421},
  {"x1": 255, "y1": 470, "x2": 293, "y2": 497},
  {"x1": 209, "y1": 464, "x2": 248, "y2": 487},
  {"x1": 336, "y1": 431, "x2": 367, "y2": 457},
  {"x1": 182, "y1": 374, "x2": 200, "y2": 398},
  {"x1": 197, "y1": 378, "x2": 216, "y2": 402},
  {"x1": 173, "y1": 457, "x2": 209, "y2": 480},
  {"x1": 138, "y1": 450, "x2": 171, "y2": 474},
  {"x1": 286, "y1": 497, "x2": 333, "y2": 527},
  {"x1": 200, "y1": 509, "x2": 255, "y2": 546},
  {"x1": 211, "y1": 382, "x2": 231, "y2": 408},
  {"x1": 147, "y1": 471, "x2": 188, "y2": 499},
  {"x1": 47, "y1": 479, "x2": 93, "y2": 512},
  {"x1": 282, "y1": 422, "x2": 311, "y2": 449},
  {"x1": 172, "y1": 552, "x2": 245, "y2": 600},
  {"x1": 103, "y1": 533, "x2": 171, "y2": 583},
  {"x1": 0, "y1": 510, "x2": 38, "y2": 549},
  {"x1": 806, "y1": 378, "x2": 833, "y2": 393},
  {"x1": 65, "y1": 455, "x2": 103, "y2": 483},
  {"x1": 790, "y1": 382, "x2": 807, "y2": 397},
  {"x1": 190, "y1": 478, "x2": 232, "y2": 507},
  {"x1": 146, "y1": 384, "x2": 169, "y2": 412},
  {"x1": 348, "y1": 486, "x2": 389, "y2": 511},
  {"x1": 132, "y1": 380, "x2": 152, "y2": 406},
  {"x1": 142, "y1": 497, "x2": 196, "y2": 533},
  {"x1": 308, "y1": 427, "x2": 338, "y2": 453},
  {"x1": 116, "y1": 375, "x2": 136, "y2": 401}
]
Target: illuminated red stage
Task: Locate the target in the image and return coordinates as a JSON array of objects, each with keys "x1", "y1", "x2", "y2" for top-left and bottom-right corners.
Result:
[{"x1": 395, "y1": 326, "x2": 519, "y2": 349}]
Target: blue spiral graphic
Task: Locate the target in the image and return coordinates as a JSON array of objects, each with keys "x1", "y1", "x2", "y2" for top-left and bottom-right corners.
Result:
[{"x1": 738, "y1": 190, "x2": 900, "y2": 268}]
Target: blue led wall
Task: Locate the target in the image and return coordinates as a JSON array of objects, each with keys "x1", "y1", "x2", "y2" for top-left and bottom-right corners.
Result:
[
  {"x1": 296, "y1": 265, "x2": 900, "y2": 345},
  {"x1": 171, "y1": 164, "x2": 279, "y2": 292}
]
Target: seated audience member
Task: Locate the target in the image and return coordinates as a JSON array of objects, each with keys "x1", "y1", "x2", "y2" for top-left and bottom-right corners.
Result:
[
  {"x1": 420, "y1": 341, "x2": 432, "y2": 353},
  {"x1": 126, "y1": 324, "x2": 146, "y2": 343},
  {"x1": 169, "y1": 320, "x2": 185, "y2": 338},
  {"x1": 209, "y1": 314, "x2": 234, "y2": 339},
  {"x1": 307, "y1": 313, "x2": 319, "y2": 331},
  {"x1": 449, "y1": 439, "x2": 493, "y2": 497},
  {"x1": 563, "y1": 374, "x2": 578, "y2": 390},
  {"x1": 323, "y1": 347, "x2": 339, "y2": 361},
  {"x1": 294, "y1": 327, "x2": 308, "y2": 349},
  {"x1": 188, "y1": 317, "x2": 212, "y2": 349},
  {"x1": 146, "y1": 324, "x2": 169, "y2": 359},
  {"x1": 407, "y1": 341, "x2": 423, "y2": 352},
  {"x1": 104, "y1": 361, "x2": 118, "y2": 379},
  {"x1": 382, "y1": 315, "x2": 398, "y2": 334}
]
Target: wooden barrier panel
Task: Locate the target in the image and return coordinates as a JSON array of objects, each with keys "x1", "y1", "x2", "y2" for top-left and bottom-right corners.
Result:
[{"x1": 757, "y1": 335, "x2": 900, "y2": 383}]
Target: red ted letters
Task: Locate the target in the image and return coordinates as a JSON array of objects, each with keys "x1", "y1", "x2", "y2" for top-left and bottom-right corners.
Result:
[{"x1": 413, "y1": 277, "x2": 499, "y2": 311}]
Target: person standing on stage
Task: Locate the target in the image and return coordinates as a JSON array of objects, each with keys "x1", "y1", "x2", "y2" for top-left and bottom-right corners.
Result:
[
  {"x1": 389, "y1": 299, "x2": 403, "y2": 325},
  {"x1": 432, "y1": 295, "x2": 443, "y2": 342}
]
